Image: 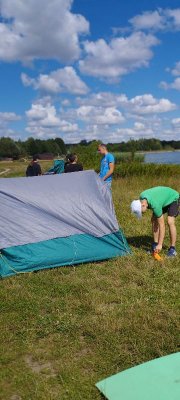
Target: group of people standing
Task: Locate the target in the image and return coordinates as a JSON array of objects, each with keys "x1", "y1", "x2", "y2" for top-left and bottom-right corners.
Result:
[
  {"x1": 26, "y1": 143, "x2": 115, "y2": 183},
  {"x1": 25, "y1": 144, "x2": 179, "y2": 258},
  {"x1": 26, "y1": 153, "x2": 83, "y2": 177}
]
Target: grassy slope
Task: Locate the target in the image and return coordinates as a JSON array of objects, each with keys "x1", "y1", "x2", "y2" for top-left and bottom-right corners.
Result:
[
  {"x1": 0, "y1": 164, "x2": 179, "y2": 400},
  {"x1": 0, "y1": 160, "x2": 52, "y2": 177}
]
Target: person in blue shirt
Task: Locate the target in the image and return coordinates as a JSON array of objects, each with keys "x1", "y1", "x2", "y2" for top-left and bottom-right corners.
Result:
[{"x1": 98, "y1": 144, "x2": 115, "y2": 187}]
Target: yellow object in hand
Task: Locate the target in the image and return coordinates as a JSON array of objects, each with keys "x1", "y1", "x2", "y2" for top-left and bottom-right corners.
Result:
[{"x1": 152, "y1": 251, "x2": 163, "y2": 261}]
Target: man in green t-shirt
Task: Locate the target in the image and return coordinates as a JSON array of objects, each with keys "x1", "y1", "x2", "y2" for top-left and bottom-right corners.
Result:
[{"x1": 131, "y1": 186, "x2": 179, "y2": 257}]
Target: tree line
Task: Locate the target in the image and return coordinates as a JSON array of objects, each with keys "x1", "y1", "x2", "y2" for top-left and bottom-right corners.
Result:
[
  {"x1": 0, "y1": 136, "x2": 180, "y2": 159},
  {"x1": 0, "y1": 137, "x2": 66, "y2": 159},
  {"x1": 107, "y1": 138, "x2": 180, "y2": 152},
  {"x1": 71, "y1": 138, "x2": 180, "y2": 152}
]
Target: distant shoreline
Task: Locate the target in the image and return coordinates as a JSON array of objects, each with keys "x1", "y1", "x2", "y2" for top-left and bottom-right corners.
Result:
[{"x1": 137, "y1": 149, "x2": 180, "y2": 154}]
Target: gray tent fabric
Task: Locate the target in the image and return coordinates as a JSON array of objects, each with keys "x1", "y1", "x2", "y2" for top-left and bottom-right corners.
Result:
[{"x1": 0, "y1": 170, "x2": 119, "y2": 249}]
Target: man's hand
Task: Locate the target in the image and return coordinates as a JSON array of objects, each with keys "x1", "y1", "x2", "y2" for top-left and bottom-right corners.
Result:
[
  {"x1": 102, "y1": 162, "x2": 114, "y2": 181},
  {"x1": 155, "y1": 244, "x2": 162, "y2": 253}
]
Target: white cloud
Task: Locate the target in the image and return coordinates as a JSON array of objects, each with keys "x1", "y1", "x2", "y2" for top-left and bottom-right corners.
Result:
[
  {"x1": 165, "y1": 8, "x2": 180, "y2": 30},
  {"x1": 128, "y1": 94, "x2": 176, "y2": 114},
  {"x1": 0, "y1": 112, "x2": 21, "y2": 136},
  {"x1": 130, "y1": 10, "x2": 165, "y2": 31},
  {"x1": 109, "y1": 116, "x2": 178, "y2": 142},
  {"x1": 79, "y1": 32, "x2": 159, "y2": 80},
  {"x1": 60, "y1": 122, "x2": 78, "y2": 133},
  {"x1": 26, "y1": 103, "x2": 62, "y2": 127},
  {"x1": 25, "y1": 101, "x2": 78, "y2": 139},
  {"x1": 129, "y1": 8, "x2": 180, "y2": 31},
  {"x1": 58, "y1": 91, "x2": 178, "y2": 142},
  {"x1": 64, "y1": 124, "x2": 109, "y2": 144},
  {"x1": 0, "y1": 112, "x2": 21, "y2": 124},
  {"x1": 171, "y1": 118, "x2": 180, "y2": 134},
  {"x1": 134, "y1": 122, "x2": 145, "y2": 130},
  {"x1": 21, "y1": 67, "x2": 89, "y2": 94},
  {"x1": 76, "y1": 106, "x2": 125, "y2": 125},
  {"x1": 172, "y1": 117, "x2": 180, "y2": 125},
  {"x1": 0, "y1": 0, "x2": 89, "y2": 63},
  {"x1": 160, "y1": 61, "x2": 180, "y2": 91},
  {"x1": 76, "y1": 92, "x2": 128, "y2": 107},
  {"x1": 0, "y1": 112, "x2": 21, "y2": 137},
  {"x1": 171, "y1": 61, "x2": 180, "y2": 76},
  {"x1": 160, "y1": 78, "x2": 180, "y2": 91},
  {"x1": 76, "y1": 92, "x2": 176, "y2": 115},
  {"x1": 61, "y1": 99, "x2": 71, "y2": 107},
  {"x1": 25, "y1": 126, "x2": 57, "y2": 139},
  {"x1": 3, "y1": 92, "x2": 177, "y2": 143},
  {"x1": 76, "y1": 106, "x2": 93, "y2": 118}
]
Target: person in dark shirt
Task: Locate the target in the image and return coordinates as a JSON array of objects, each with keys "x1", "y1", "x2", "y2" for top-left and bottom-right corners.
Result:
[
  {"x1": 64, "y1": 154, "x2": 83, "y2": 173},
  {"x1": 26, "y1": 155, "x2": 42, "y2": 177}
]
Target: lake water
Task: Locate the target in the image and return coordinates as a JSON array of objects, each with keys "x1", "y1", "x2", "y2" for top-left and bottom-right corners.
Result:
[{"x1": 144, "y1": 151, "x2": 180, "y2": 165}]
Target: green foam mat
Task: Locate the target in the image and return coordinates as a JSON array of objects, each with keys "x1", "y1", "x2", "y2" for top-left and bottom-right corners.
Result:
[{"x1": 96, "y1": 352, "x2": 180, "y2": 400}]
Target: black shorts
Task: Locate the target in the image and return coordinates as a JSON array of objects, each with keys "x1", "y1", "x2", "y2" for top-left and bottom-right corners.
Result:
[{"x1": 162, "y1": 198, "x2": 180, "y2": 217}]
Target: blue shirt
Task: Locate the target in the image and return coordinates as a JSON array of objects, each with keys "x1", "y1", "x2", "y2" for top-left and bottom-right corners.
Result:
[{"x1": 99, "y1": 153, "x2": 115, "y2": 182}]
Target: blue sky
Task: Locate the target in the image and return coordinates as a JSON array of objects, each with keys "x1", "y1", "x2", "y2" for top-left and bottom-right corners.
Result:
[{"x1": 0, "y1": 0, "x2": 180, "y2": 143}]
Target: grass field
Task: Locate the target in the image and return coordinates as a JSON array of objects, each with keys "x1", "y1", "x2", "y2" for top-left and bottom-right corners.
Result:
[
  {"x1": 0, "y1": 160, "x2": 52, "y2": 177},
  {"x1": 0, "y1": 163, "x2": 179, "y2": 400}
]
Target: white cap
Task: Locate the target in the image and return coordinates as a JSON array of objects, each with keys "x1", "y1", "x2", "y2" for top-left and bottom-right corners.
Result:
[{"x1": 131, "y1": 200, "x2": 142, "y2": 219}]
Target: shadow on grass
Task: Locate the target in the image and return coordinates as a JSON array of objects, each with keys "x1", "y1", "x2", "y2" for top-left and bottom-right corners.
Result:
[
  {"x1": 128, "y1": 235, "x2": 168, "y2": 251},
  {"x1": 127, "y1": 235, "x2": 152, "y2": 251}
]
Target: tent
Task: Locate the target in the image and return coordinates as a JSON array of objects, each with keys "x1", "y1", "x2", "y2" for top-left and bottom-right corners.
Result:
[
  {"x1": 45, "y1": 159, "x2": 64, "y2": 175},
  {"x1": 0, "y1": 170, "x2": 130, "y2": 277}
]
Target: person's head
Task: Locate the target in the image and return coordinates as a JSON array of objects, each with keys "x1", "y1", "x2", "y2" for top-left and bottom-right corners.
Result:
[
  {"x1": 130, "y1": 198, "x2": 148, "y2": 218},
  {"x1": 98, "y1": 143, "x2": 108, "y2": 155},
  {"x1": 68, "y1": 153, "x2": 78, "y2": 163},
  {"x1": 32, "y1": 154, "x2": 38, "y2": 162},
  {"x1": 141, "y1": 199, "x2": 148, "y2": 213}
]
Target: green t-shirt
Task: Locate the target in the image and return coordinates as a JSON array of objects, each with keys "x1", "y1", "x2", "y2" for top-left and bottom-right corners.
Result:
[{"x1": 140, "y1": 186, "x2": 179, "y2": 218}]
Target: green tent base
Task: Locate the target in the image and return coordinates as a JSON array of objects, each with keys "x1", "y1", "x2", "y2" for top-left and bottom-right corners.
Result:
[
  {"x1": 96, "y1": 352, "x2": 180, "y2": 400},
  {"x1": 0, "y1": 230, "x2": 130, "y2": 278}
]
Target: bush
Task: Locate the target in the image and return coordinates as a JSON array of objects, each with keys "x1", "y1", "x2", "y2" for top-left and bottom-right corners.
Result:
[
  {"x1": 69, "y1": 141, "x2": 101, "y2": 171},
  {"x1": 114, "y1": 152, "x2": 144, "y2": 163},
  {"x1": 114, "y1": 162, "x2": 180, "y2": 178}
]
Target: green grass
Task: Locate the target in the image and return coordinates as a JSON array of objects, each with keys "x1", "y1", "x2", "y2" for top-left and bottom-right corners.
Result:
[
  {"x1": 1, "y1": 158, "x2": 180, "y2": 179},
  {"x1": 0, "y1": 160, "x2": 52, "y2": 177},
  {"x1": 0, "y1": 165, "x2": 179, "y2": 399},
  {"x1": 114, "y1": 162, "x2": 180, "y2": 178}
]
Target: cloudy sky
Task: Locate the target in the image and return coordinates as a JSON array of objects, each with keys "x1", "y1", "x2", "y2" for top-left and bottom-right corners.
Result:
[{"x1": 0, "y1": 0, "x2": 180, "y2": 143}]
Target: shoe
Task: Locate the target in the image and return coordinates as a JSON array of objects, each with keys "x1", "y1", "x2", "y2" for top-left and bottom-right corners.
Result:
[
  {"x1": 151, "y1": 242, "x2": 158, "y2": 252},
  {"x1": 167, "y1": 247, "x2": 177, "y2": 257}
]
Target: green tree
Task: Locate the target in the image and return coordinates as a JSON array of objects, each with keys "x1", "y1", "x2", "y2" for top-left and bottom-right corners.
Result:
[
  {"x1": 25, "y1": 137, "x2": 41, "y2": 156},
  {"x1": 45, "y1": 139, "x2": 60, "y2": 155},
  {"x1": 54, "y1": 137, "x2": 66, "y2": 154},
  {"x1": 0, "y1": 137, "x2": 20, "y2": 159},
  {"x1": 73, "y1": 140, "x2": 101, "y2": 170}
]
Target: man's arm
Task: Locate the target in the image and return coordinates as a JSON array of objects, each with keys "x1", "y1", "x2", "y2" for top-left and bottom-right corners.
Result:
[
  {"x1": 103, "y1": 162, "x2": 115, "y2": 181},
  {"x1": 156, "y1": 215, "x2": 165, "y2": 252},
  {"x1": 38, "y1": 164, "x2": 42, "y2": 175}
]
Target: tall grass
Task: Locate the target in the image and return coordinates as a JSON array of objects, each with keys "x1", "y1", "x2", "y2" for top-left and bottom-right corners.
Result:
[
  {"x1": 1, "y1": 157, "x2": 180, "y2": 180},
  {"x1": 114, "y1": 162, "x2": 180, "y2": 178},
  {"x1": 114, "y1": 152, "x2": 144, "y2": 163}
]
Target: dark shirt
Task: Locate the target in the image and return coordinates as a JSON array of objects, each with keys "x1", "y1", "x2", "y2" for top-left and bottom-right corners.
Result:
[
  {"x1": 26, "y1": 162, "x2": 42, "y2": 177},
  {"x1": 64, "y1": 163, "x2": 83, "y2": 173}
]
